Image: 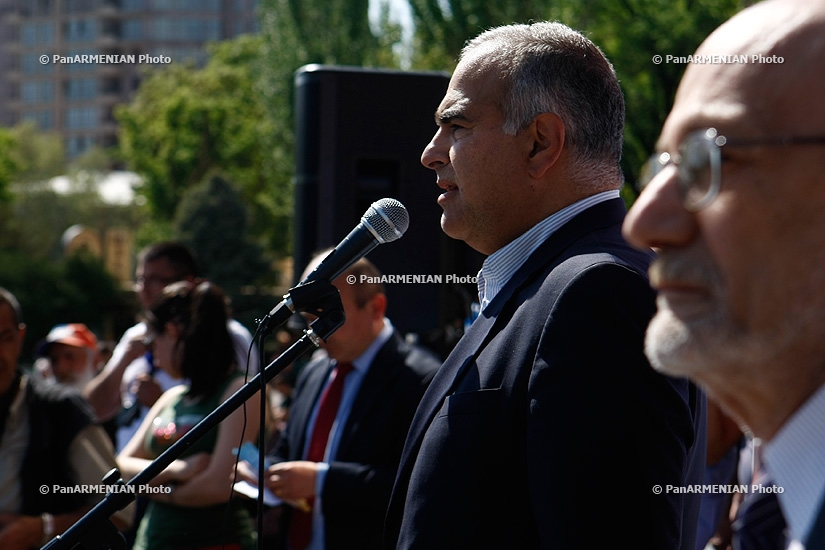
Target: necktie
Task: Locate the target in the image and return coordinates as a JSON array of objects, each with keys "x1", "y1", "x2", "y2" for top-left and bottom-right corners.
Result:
[
  {"x1": 734, "y1": 470, "x2": 788, "y2": 550},
  {"x1": 289, "y1": 361, "x2": 354, "y2": 550}
]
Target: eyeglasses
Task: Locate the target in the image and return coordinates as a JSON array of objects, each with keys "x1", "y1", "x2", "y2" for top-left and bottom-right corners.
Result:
[
  {"x1": 134, "y1": 275, "x2": 177, "y2": 289},
  {"x1": 639, "y1": 128, "x2": 825, "y2": 211}
]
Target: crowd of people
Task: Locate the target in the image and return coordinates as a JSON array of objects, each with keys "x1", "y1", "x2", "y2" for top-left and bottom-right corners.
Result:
[{"x1": 3, "y1": 1, "x2": 825, "y2": 548}]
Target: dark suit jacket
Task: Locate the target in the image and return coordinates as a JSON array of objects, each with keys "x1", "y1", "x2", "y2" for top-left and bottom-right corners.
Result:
[
  {"x1": 384, "y1": 198, "x2": 707, "y2": 549},
  {"x1": 274, "y1": 330, "x2": 440, "y2": 550},
  {"x1": 806, "y1": 501, "x2": 825, "y2": 549}
]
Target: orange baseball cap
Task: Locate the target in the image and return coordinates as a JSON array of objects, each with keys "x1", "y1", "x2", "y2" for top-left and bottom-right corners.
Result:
[{"x1": 42, "y1": 323, "x2": 98, "y2": 353}]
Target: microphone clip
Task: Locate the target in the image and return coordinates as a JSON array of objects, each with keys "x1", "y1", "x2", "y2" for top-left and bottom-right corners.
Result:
[{"x1": 257, "y1": 280, "x2": 345, "y2": 337}]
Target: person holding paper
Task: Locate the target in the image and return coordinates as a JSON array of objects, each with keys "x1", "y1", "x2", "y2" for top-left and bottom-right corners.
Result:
[{"x1": 240, "y1": 254, "x2": 439, "y2": 550}]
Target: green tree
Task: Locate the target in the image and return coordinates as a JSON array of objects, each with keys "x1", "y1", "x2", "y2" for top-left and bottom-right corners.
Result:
[
  {"x1": 0, "y1": 249, "x2": 134, "y2": 365},
  {"x1": 0, "y1": 182, "x2": 139, "y2": 262},
  {"x1": 407, "y1": 0, "x2": 553, "y2": 69},
  {"x1": 174, "y1": 174, "x2": 273, "y2": 328},
  {"x1": 0, "y1": 122, "x2": 66, "y2": 206},
  {"x1": 7, "y1": 121, "x2": 66, "y2": 184},
  {"x1": 116, "y1": 35, "x2": 290, "y2": 254},
  {"x1": 0, "y1": 127, "x2": 17, "y2": 205},
  {"x1": 253, "y1": 0, "x2": 405, "y2": 257}
]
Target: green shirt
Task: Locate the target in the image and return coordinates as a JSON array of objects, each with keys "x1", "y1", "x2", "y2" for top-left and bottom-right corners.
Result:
[{"x1": 133, "y1": 372, "x2": 255, "y2": 550}]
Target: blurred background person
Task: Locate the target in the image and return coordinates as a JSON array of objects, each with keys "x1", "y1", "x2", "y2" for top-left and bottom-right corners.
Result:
[
  {"x1": 117, "y1": 281, "x2": 259, "y2": 550},
  {"x1": 237, "y1": 254, "x2": 440, "y2": 550},
  {"x1": 35, "y1": 323, "x2": 99, "y2": 393},
  {"x1": 84, "y1": 241, "x2": 258, "y2": 454},
  {"x1": 0, "y1": 287, "x2": 132, "y2": 550}
]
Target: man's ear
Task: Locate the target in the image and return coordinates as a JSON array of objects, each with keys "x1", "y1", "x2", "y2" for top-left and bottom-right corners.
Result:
[
  {"x1": 369, "y1": 293, "x2": 388, "y2": 321},
  {"x1": 527, "y1": 112, "x2": 565, "y2": 179}
]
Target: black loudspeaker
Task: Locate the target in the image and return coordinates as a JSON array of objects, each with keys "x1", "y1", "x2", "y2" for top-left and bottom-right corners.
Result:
[{"x1": 293, "y1": 65, "x2": 484, "y2": 356}]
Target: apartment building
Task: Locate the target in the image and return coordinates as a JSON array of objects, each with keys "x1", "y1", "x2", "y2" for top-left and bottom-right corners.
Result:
[{"x1": 0, "y1": 0, "x2": 257, "y2": 157}]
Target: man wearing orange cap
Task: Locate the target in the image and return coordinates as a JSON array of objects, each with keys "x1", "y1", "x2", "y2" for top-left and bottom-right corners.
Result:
[{"x1": 38, "y1": 324, "x2": 99, "y2": 392}]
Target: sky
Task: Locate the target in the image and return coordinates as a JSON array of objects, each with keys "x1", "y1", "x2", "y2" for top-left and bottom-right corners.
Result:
[
  {"x1": 370, "y1": 0, "x2": 415, "y2": 66},
  {"x1": 370, "y1": 0, "x2": 414, "y2": 30}
]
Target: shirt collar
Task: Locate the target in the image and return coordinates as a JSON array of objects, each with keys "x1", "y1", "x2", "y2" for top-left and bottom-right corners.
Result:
[
  {"x1": 763, "y1": 382, "x2": 825, "y2": 543},
  {"x1": 477, "y1": 190, "x2": 620, "y2": 310},
  {"x1": 341, "y1": 318, "x2": 394, "y2": 375}
]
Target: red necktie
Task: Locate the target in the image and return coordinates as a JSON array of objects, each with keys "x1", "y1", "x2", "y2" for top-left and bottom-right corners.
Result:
[{"x1": 289, "y1": 361, "x2": 354, "y2": 550}]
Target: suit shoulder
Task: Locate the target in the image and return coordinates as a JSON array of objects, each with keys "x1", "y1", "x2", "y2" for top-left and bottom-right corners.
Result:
[
  {"x1": 293, "y1": 351, "x2": 329, "y2": 389},
  {"x1": 567, "y1": 225, "x2": 653, "y2": 277},
  {"x1": 402, "y1": 343, "x2": 442, "y2": 379},
  {"x1": 380, "y1": 333, "x2": 440, "y2": 381},
  {"x1": 26, "y1": 376, "x2": 97, "y2": 427},
  {"x1": 546, "y1": 258, "x2": 656, "y2": 312}
]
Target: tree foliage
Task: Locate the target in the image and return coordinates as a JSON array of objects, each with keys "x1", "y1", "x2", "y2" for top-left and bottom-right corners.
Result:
[
  {"x1": 174, "y1": 174, "x2": 269, "y2": 290},
  {"x1": 0, "y1": 122, "x2": 66, "y2": 206},
  {"x1": 0, "y1": 181, "x2": 139, "y2": 262},
  {"x1": 173, "y1": 174, "x2": 273, "y2": 328},
  {"x1": 0, "y1": 249, "x2": 134, "y2": 365},
  {"x1": 7, "y1": 122, "x2": 66, "y2": 184},
  {"x1": 407, "y1": 0, "x2": 553, "y2": 68},
  {"x1": 116, "y1": 35, "x2": 290, "y2": 254},
  {"x1": 0, "y1": 127, "x2": 16, "y2": 205}
]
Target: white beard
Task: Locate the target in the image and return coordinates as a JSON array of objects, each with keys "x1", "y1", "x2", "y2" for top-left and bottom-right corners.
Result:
[{"x1": 66, "y1": 365, "x2": 95, "y2": 392}]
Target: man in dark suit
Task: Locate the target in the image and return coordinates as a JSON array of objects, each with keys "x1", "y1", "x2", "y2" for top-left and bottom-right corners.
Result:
[
  {"x1": 254, "y1": 255, "x2": 440, "y2": 550},
  {"x1": 383, "y1": 22, "x2": 706, "y2": 549},
  {"x1": 623, "y1": 1, "x2": 825, "y2": 548}
]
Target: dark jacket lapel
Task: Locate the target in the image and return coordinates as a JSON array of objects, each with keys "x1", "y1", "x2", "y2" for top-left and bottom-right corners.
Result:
[
  {"x1": 288, "y1": 358, "x2": 334, "y2": 460},
  {"x1": 805, "y1": 500, "x2": 825, "y2": 549},
  {"x1": 399, "y1": 198, "x2": 627, "y2": 463},
  {"x1": 337, "y1": 331, "x2": 405, "y2": 450},
  {"x1": 393, "y1": 198, "x2": 628, "y2": 496}
]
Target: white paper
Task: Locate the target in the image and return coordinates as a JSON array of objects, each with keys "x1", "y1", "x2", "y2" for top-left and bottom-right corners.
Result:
[{"x1": 233, "y1": 480, "x2": 282, "y2": 507}]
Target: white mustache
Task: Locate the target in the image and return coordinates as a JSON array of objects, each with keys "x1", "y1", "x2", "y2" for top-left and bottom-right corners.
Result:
[{"x1": 649, "y1": 250, "x2": 722, "y2": 290}]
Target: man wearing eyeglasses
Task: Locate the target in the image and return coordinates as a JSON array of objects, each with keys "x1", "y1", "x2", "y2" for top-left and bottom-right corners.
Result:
[
  {"x1": 624, "y1": 1, "x2": 825, "y2": 548},
  {"x1": 83, "y1": 241, "x2": 258, "y2": 453}
]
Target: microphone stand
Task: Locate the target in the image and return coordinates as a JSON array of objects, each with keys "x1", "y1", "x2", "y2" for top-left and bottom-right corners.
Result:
[{"x1": 43, "y1": 282, "x2": 346, "y2": 550}]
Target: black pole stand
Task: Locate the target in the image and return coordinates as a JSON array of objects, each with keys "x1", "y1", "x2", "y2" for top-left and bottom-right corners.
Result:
[{"x1": 43, "y1": 282, "x2": 345, "y2": 550}]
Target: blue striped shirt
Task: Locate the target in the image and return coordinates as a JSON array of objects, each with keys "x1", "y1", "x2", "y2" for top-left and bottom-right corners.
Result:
[
  {"x1": 477, "y1": 190, "x2": 620, "y2": 311},
  {"x1": 764, "y1": 381, "x2": 825, "y2": 545}
]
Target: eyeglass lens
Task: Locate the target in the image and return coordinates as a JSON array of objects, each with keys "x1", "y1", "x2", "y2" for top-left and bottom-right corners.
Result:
[
  {"x1": 640, "y1": 129, "x2": 719, "y2": 211},
  {"x1": 678, "y1": 132, "x2": 717, "y2": 209}
]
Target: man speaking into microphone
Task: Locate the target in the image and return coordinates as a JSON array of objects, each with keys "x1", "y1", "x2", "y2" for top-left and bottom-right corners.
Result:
[
  {"x1": 383, "y1": 22, "x2": 707, "y2": 549},
  {"x1": 241, "y1": 252, "x2": 440, "y2": 550}
]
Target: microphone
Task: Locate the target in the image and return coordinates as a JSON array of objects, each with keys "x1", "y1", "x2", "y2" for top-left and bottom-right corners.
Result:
[
  {"x1": 302, "y1": 197, "x2": 409, "y2": 284},
  {"x1": 258, "y1": 198, "x2": 409, "y2": 335}
]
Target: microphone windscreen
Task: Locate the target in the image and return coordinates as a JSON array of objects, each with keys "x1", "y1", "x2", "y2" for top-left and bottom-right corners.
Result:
[{"x1": 363, "y1": 198, "x2": 409, "y2": 243}]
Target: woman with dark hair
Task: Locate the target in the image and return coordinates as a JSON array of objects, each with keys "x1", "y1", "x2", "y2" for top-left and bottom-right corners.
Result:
[{"x1": 118, "y1": 281, "x2": 259, "y2": 550}]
